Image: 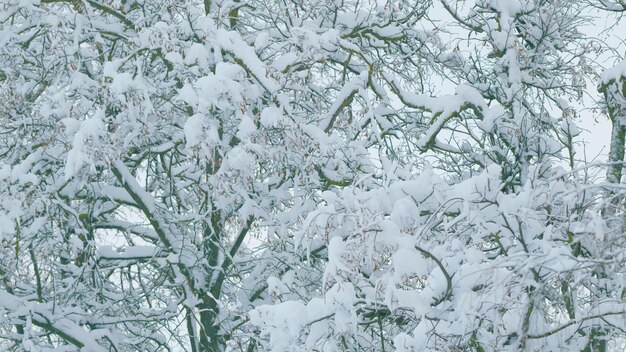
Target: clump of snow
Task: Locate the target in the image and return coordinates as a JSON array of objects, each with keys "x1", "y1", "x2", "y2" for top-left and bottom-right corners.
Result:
[
  {"x1": 325, "y1": 282, "x2": 356, "y2": 333},
  {"x1": 64, "y1": 110, "x2": 106, "y2": 180},
  {"x1": 390, "y1": 198, "x2": 420, "y2": 229},
  {"x1": 237, "y1": 115, "x2": 256, "y2": 140},
  {"x1": 110, "y1": 72, "x2": 134, "y2": 94},
  {"x1": 183, "y1": 114, "x2": 219, "y2": 149},
  {"x1": 393, "y1": 321, "x2": 430, "y2": 351},
  {"x1": 392, "y1": 249, "x2": 429, "y2": 280},
  {"x1": 456, "y1": 84, "x2": 487, "y2": 110},
  {"x1": 216, "y1": 28, "x2": 279, "y2": 93},
  {"x1": 260, "y1": 106, "x2": 282, "y2": 128},
  {"x1": 600, "y1": 58, "x2": 626, "y2": 85},
  {"x1": 272, "y1": 52, "x2": 298, "y2": 72},
  {"x1": 102, "y1": 59, "x2": 123, "y2": 78},
  {"x1": 184, "y1": 43, "x2": 211, "y2": 66},
  {"x1": 224, "y1": 146, "x2": 255, "y2": 171},
  {"x1": 177, "y1": 83, "x2": 198, "y2": 107},
  {"x1": 0, "y1": 213, "x2": 15, "y2": 241}
]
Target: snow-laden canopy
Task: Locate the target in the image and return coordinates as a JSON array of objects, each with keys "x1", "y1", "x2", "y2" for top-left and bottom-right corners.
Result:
[{"x1": 1, "y1": 0, "x2": 625, "y2": 351}]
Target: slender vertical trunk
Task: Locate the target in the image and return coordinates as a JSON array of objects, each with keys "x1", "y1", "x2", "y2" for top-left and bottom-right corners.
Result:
[
  {"x1": 186, "y1": 307, "x2": 199, "y2": 352},
  {"x1": 197, "y1": 206, "x2": 225, "y2": 351},
  {"x1": 606, "y1": 120, "x2": 625, "y2": 184},
  {"x1": 593, "y1": 81, "x2": 624, "y2": 352},
  {"x1": 198, "y1": 295, "x2": 223, "y2": 351},
  {"x1": 602, "y1": 80, "x2": 626, "y2": 184}
]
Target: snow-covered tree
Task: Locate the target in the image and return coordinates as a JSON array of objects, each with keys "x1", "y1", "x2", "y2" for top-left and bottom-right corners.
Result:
[{"x1": 0, "y1": 0, "x2": 625, "y2": 351}]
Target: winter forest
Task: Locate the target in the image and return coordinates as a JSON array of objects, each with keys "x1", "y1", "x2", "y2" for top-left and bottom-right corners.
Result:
[{"x1": 2, "y1": 0, "x2": 626, "y2": 351}]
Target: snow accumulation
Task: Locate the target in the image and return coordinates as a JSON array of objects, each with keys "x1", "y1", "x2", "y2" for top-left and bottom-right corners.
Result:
[{"x1": 2, "y1": 0, "x2": 626, "y2": 351}]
